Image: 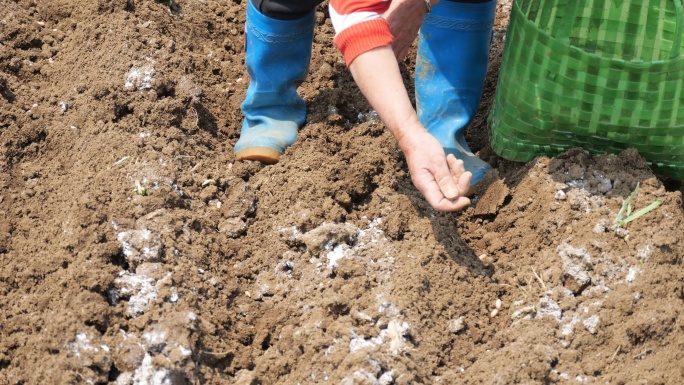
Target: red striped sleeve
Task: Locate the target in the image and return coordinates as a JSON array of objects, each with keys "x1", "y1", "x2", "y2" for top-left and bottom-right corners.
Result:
[
  {"x1": 329, "y1": 0, "x2": 394, "y2": 66},
  {"x1": 331, "y1": 0, "x2": 390, "y2": 14}
]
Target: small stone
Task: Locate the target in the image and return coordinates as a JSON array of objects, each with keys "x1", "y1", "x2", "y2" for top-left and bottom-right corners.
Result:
[
  {"x1": 219, "y1": 218, "x2": 247, "y2": 238},
  {"x1": 583, "y1": 315, "x2": 599, "y2": 334},
  {"x1": 478, "y1": 254, "x2": 494, "y2": 267},
  {"x1": 448, "y1": 317, "x2": 466, "y2": 334},
  {"x1": 318, "y1": 62, "x2": 333, "y2": 79},
  {"x1": 114, "y1": 334, "x2": 146, "y2": 372},
  {"x1": 593, "y1": 219, "x2": 609, "y2": 234},
  {"x1": 554, "y1": 190, "x2": 567, "y2": 200}
]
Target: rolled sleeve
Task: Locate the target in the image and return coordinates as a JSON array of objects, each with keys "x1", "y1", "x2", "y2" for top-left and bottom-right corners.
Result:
[{"x1": 329, "y1": 0, "x2": 393, "y2": 66}]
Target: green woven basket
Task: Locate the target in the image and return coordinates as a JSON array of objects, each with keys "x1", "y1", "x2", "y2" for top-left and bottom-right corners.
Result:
[{"x1": 490, "y1": 0, "x2": 684, "y2": 180}]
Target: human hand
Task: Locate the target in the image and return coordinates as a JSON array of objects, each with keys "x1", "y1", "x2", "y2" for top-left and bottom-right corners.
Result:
[
  {"x1": 398, "y1": 129, "x2": 472, "y2": 211},
  {"x1": 384, "y1": 0, "x2": 435, "y2": 61}
]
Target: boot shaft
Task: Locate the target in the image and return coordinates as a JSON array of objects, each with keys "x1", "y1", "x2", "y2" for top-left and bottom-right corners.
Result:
[
  {"x1": 235, "y1": 1, "x2": 316, "y2": 162},
  {"x1": 241, "y1": 0, "x2": 315, "y2": 125},
  {"x1": 416, "y1": 0, "x2": 497, "y2": 138}
]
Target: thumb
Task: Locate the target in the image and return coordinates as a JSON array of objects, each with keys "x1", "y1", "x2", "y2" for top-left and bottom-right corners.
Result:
[{"x1": 435, "y1": 165, "x2": 461, "y2": 200}]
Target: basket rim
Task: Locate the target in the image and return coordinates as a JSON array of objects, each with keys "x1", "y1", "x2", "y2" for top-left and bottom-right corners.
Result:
[{"x1": 512, "y1": 0, "x2": 683, "y2": 67}]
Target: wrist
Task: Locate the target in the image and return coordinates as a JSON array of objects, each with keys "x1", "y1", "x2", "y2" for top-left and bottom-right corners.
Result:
[{"x1": 395, "y1": 119, "x2": 427, "y2": 152}]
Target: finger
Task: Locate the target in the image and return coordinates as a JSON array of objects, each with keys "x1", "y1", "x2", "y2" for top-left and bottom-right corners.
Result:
[
  {"x1": 418, "y1": 178, "x2": 470, "y2": 211},
  {"x1": 446, "y1": 154, "x2": 464, "y2": 178},
  {"x1": 442, "y1": 196, "x2": 472, "y2": 212},
  {"x1": 434, "y1": 154, "x2": 464, "y2": 200},
  {"x1": 447, "y1": 154, "x2": 472, "y2": 197},
  {"x1": 435, "y1": 160, "x2": 460, "y2": 200},
  {"x1": 391, "y1": 39, "x2": 407, "y2": 61},
  {"x1": 431, "y1": 195, "x2": 471, "y2": 212},
  {"x1": 412, "y1": 170, "x2": 471, "y2": 212},
  {"x1": 458, "y1": 171, "x2": 472, "y2": 197}
]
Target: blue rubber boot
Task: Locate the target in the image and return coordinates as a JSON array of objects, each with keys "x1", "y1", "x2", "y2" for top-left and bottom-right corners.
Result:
[
  {"x1": 416, "y1": 0, "x2": 497, "y2": 188},
  {"x1": 235, "y1": 1, "x2": 315, "y2": 163}
]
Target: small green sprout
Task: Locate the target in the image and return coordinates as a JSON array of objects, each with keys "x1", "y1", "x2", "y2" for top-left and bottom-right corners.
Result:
[
  {"x1": 134, "y1": 180, "x2": 147, "y2": 196},
  {"x1": 613, "y1": 182, "x2": 662, "y2": 231}
]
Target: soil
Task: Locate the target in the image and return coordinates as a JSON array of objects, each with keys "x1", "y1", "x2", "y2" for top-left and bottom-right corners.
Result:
[{"x1": 1, "y1": 0, "x2": 684, "y2": 384}]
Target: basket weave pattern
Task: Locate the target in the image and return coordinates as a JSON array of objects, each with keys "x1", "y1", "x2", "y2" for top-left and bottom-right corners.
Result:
[{"x1": 490, "y1": 0, "x2": 684, "y2": 180}]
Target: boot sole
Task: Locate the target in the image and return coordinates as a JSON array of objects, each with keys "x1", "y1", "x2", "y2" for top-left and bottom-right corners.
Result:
[{"x1": 235, "y1": 147, "x2": 281, "y2": 164}]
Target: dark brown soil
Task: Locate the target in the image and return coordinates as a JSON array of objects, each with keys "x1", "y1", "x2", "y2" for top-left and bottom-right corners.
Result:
[{"x1": 1, "y1": 1, "x2": 683, "y2": 384}]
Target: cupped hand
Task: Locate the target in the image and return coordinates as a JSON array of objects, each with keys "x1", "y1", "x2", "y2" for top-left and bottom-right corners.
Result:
[
  {"x1": 383, "y1": 0, "x2": 433, "y2": 61},
  {"x1": 398, "y1": 129, "x2": 472, "y2": 211}
]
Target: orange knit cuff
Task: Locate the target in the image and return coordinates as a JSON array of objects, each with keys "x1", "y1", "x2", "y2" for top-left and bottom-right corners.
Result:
[{"x1": 333, "y1": 19, "x2": 394, "y2": 66}]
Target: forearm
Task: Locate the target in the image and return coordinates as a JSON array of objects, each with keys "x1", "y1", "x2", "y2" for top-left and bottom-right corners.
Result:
[
  {"x1": 345, "y1": 13, "x2": 472, "y2": 211},
  {"x1": 348, "y1": 45, "x2": 424, "y2": 148}
]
